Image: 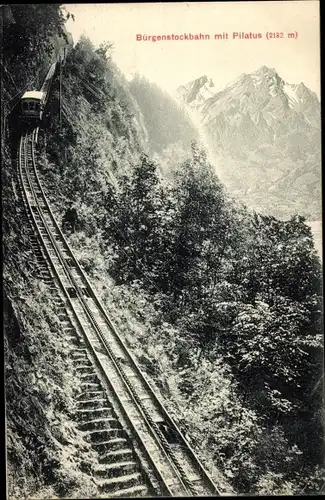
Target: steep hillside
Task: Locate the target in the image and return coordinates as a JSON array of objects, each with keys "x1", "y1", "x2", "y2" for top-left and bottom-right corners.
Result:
[
  {"x1": 129, "y1": 74, "x2": 199, "y2": 155},
  {"x1": 2, "y1": 7, "x2": 104, "y2": 498},
  {"x1": 3, "y1": 150, "x2": 101, "y2": 499},
  {"x1": 128, "y1": 74, "x2": 199, "y2": 177},
  {"x1": 177, "y1": 67, "x2": 321, "y2": 220},
  {"x1": 3, "y1": 6, "x2": 324, "y2": 497},
  {"x1": 40, "y1": 42, "x2": 323, "y2": 493},
  {"x1": 1, "y1": 5, "x2": 67, "y2": 109}
]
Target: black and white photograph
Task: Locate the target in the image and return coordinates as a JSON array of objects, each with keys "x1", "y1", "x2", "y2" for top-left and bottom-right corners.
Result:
[{"x1": 2, "y1": 1, "x2": 324, "y2": 498}]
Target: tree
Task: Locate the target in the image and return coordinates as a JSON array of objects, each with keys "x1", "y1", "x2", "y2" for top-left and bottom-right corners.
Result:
[
  {"x1": 168, "y1": 142, "x2": 231, "y2": 309},
  {"x1": 108, "y1": 154, "x2": 174, "y2": 289}
]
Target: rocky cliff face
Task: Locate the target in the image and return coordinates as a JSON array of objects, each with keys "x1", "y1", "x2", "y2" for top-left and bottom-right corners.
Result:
[{"x1": 177, "y1": 66, "x2": 321, "y2": 220}]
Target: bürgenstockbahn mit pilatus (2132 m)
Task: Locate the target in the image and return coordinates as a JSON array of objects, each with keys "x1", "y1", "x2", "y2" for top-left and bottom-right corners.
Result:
[{"x1": 135, "y1": 31, "x2": 297, "y2": 42}]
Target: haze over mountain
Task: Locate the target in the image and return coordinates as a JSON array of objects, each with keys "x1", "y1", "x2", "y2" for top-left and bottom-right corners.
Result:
[
  {"x1": 177, "y1": 66, "x2": 321, "y2": 220},
  {"x1": 3, "y1": 4, "x2": 323, "y2": 495}
]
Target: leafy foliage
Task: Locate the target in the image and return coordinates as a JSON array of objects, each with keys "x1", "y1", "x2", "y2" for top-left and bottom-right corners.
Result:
[
  {"x1": 2, "y1": 5, "x2": 68, "y2": 106},
  {"x1": 6, "y1": 22, "x2": 322, "y2": 494},
  {"x1": 105, "y1": 138, "x2": 323, "y2": 493}
]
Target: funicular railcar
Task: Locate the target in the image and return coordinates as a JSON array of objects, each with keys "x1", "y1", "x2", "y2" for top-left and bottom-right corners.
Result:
[{"x1": 20, "y1": 90, "x2": 46, "y2": 124}]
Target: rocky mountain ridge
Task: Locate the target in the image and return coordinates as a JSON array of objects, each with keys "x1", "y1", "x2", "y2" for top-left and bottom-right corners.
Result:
[{"x1": 177, "y1": 66, "x2": 321, "y2": 220}]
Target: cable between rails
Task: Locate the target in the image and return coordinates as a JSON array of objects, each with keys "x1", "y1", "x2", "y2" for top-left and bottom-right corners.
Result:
[
  {"x1": 26, "y1": 130, "x2": 198, "y2": 496},
  {"x1": 19, "y1": 130, "x2": 176, "y2": 497},
  {"x1": 23, "y1": 128, "x2": 221, "y2": 497}
]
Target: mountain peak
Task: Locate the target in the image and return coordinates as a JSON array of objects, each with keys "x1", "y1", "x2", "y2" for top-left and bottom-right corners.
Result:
[
  {"x1": 176, "y1": 66, "x2": 321, "y2": 220},
  {"x1": 178, "y1": 67, "x2": 319, "y2": 117},
  {"x1": 197, "y1": 75, "x2": 208, "y2": 85},
  {"x1": 177, "y1": 74, "x2": 216, "y2": 104},
  {"x1": 254, "y1": 66, "x2": 281, "y2": 79},
  {"x1": 258, "y1": 65, "x2": 275, "y2": 72}
]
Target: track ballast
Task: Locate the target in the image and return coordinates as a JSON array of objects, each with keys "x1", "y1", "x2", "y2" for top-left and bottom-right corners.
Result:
[{"x1": 18, "y1": 128, "x2": 221, "y2": 497}]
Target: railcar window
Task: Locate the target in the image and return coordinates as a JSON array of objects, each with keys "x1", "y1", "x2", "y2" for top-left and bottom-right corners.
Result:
[{"x1": 22, "y1": 100, "x2": 41, "y2": 112}]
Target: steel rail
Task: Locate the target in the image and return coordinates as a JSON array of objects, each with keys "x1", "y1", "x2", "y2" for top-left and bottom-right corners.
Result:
[
  {"x1": 30, "y1": 128, "x2": 221, "y2": 496},
  {"x1": 20, "y1": 131, "x2": 177, "y2": 496},
  {"x1": 26, "y1": 129, "x2": 192, "y2": 496},
  {"x1": 31, "y1": 146, "x2": 221, "y2": 497},
  {"x1": 19, "y1": 130, "x2": 182, "y2": 497},
  {"x1": 21, "y1": 128, "x2": 221, "y2": 496}
]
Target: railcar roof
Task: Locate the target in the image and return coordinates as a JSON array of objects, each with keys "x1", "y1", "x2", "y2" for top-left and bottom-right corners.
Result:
[{"x1": 21, "y1": 91, "x2": 45, "y2": 100}]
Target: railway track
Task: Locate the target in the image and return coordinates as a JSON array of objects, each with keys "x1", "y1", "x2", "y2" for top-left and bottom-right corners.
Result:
[{"x1": 18, "y1": 128, "x2": 221, "y2": 497}]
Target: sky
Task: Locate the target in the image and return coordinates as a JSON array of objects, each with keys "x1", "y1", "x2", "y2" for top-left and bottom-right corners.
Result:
[{"x1": 63, "y1": 1, "x2": 320, "y2": 98}]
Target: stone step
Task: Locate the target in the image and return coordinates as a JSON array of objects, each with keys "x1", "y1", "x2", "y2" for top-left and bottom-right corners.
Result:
[
  {"x1": 74, "y1": 358, "x2": 92, "y2": 367},
  {"x1": 74, "y1": 365, "x2": 95, "y2": 375},
  {"x1": 98, "y1": 448, "x2": 134, "y2": 464},
  {"x1": 92, "y1": 460, "x2": 137, "y2": 478},
  {"x1": 79, "y1": 417, "x2": 118, "y2": 431},
  {"x1": 76, "y1": 390, "x2": 106, "y2": 400},
  {"x1": 88, "y1": 428, "x2": 124, "y2": 443},
  {"x1": 71, "y1": 349, "x2": 88, "y2": 356},
  {"x1": 39, "y1": 270, "x2": 49, "y2": 277},
  {"x1": 95, "y1": 472, "x2": 142, "y2": 493},
  {"x1": 52, "y1": 298, "x2": 64, "y2": 305},
  {"x1": 63, "y1": 326, "x2": 76, "y2": 333},
  {"x1": 100, "y1": 483, "x2": 148, "y2": 497},
  {"x1": 93, "y1": 437, "x2": 128, "y2": 454},
  {"x1": 77, "y1": 373, "x2": 99, "y2": 384},
  {"x1": 77, "y1": 398, "x2": 107, "y2": 409},
  {"x1": 61, "y1": 319, "x2": 72, "y2": 327},
  {"x1": 57, "y1": 306, "x2": 67, "y2": 314},
  {"x1": 73, "y1": 356, "x2": 90, "y2": 365},
  {"x1": 76, "y1": 406, "x2": 114, "y2": 422},
  {"x1": 79, "y1": 382, "x2": 102, "y2": 391}
]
